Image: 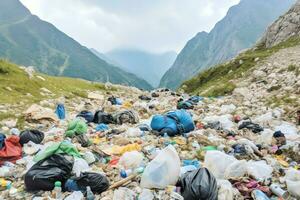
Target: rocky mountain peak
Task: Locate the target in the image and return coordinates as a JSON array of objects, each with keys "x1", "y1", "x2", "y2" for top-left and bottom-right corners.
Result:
[{"x1": 259, "y1": 0, "x2": 300, "y2": 48}]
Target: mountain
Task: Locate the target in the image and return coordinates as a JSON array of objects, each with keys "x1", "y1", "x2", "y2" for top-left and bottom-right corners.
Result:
[
  {"x1": 90, "y1": 48, "x2": 120, "y2": 67},
  {"x1": 259, "y1": 0, "x2": 300, "y2": 48},
  {"x1": 106, "y1": 49, "x2": 177, "y2": 87},
  {"x1": 0, "y1": 0, "x2": 152, "y2": 90},
  {"x1": 181, "y1": 0, "x2": 300, "y2": 100},
  {"x1": 160, "y1": 0, "x2": 296, "y2": 90}
]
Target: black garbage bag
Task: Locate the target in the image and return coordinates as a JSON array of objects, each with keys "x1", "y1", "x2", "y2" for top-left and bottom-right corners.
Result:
[
  {"x1": 19, "y1": 130, "x2": 44, "y2": 146},
  {"x1": 25, "y1": 154, "x2": 74, "y2": 191},
  {"x1": 177, "y1": 168, "x2": 218, "y2": 200},
  {"x1": 93, "y1": 110, "x2": 114, "y2": 124},
  {"x1": 238, "y1": 121, "x2": 264, "y2": 133},
  {"x1": 151, "y1": 92, "x2": 159, "y2": 98},
  {"x1": 76, "y1": 111, "x2": 94, "y2": 123},
  {"x1": 113, "y1": 110, "x2": 139, "y2": 125},
  {"x1": 75, "y1": 134, "x2": 91, "y2": 147},
  {"x1": 66, "y1": 172, "x2": 109, "y2": 194}
]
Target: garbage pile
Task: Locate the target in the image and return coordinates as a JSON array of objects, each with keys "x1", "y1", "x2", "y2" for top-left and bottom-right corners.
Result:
[{"x1": 0, "y1": 88, "x2": 299, "y2": 200}]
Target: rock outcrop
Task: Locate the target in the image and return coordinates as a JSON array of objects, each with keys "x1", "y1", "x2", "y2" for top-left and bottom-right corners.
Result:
[{"x1": 260, "y1": 0, "x2": 300, "y2": 47}]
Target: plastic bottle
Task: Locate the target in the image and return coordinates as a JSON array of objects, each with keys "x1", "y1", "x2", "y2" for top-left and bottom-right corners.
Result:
[
  {"x1": 53, "y1": 181, "x2": 62, "y2": 199},
  {"x1": 120, "y1": 169, "x2": 133, "y2": 178},
  {"x1": 270, "y1": 184, "x2": 289, "y2": 198},
  {"x1": 0, "y1": 178, "x2": 12, "y2": 191},
  {"x1": 86, "y1": 186, "x2": 95, "y2": 200}
]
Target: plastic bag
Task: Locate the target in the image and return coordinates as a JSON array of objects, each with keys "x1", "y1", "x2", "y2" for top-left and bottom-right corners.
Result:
[
  {"x1": 285, "y1": 168, "x2": 300, "y2": 198},
  {"x1": 65, "y1": 172, "x2": 109, "y2": 194},
  {"x1": 139, "y1": 189, "x2": 154, "y2": 200},
  {"x1": 125, "y1": 128, "x2": 142, "y2": 137},
  {"x1": 218, "y1": 180, "x2": 234, "y2": 200},
  {"x1": 72, "y1": 158, "x2": 90, "y2": 177},
  {"x1": 275, "y1": 122, "x2": 298, "y2": 139},
  {"x1": 0, "y1": 136, "x2": 22, "y2": 165},
  {"x1": 246, "y1": 161, "x2": 273, "y2": 180},
  {"x1": 119, "y1": 151, "x2": 144, "y2": 169},
  {"x1": 55, "y1": 104, "x2": 66, "y2": 120},
  {"x1": 65, "y1": 191, "x2": 84, "y2": 200},
  {"x1": 76, "y1": 111, "x2": 94, "y2": 123},
  {"x1": 19, "y1": 130, "x2": 45, "y2": 146},
  {"x1": 203, "y1": 115, "x2": 234, "y2": 131},
  {"x1": 141, "y1": 145, "x2": 180, "y2": 189},
  {"x1": 257, "y1": 129, "x2": 274, "y2": 145},
  {"x1": 65, "y1": 119, "x2": 88, "y2": 138},
  {"x1": 204, "y1": 151, "x2": 236, "y2": 179},
  {"x1": 178, "y1": 168, "x2": 218, "y2": 200},
  {"x1": 113, "y1": 187, "x2": 136, "y2": 200},
  {"x1": 220, "y1": 104, "x2": 236, "y2": 114},
  {"x1": 25, "y1": 154, "x2": 74, "y2": 191},
  {"x1": 23, "y1": 141, "x2": 41, "y2": 155},
  {"x1": 224, "y1": 160, "x2": 247, "y2": 179}
]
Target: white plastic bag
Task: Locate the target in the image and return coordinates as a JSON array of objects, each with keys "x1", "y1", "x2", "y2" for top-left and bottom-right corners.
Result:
[
  {"x1": 113, "y1": 187, "x2": 136, "y2": 200},
  {"x1": 275, "y1": 122, "x2": 298, "y2": 140},
  {"x1": 203, "y1": 115, "x2": 234, "y2": 130},
  {"x1": 119, "y1": 151, "x2": 144, "y2": 169},
  {"x1": 204, "y1": 151, "x2": 236, "y2": 179},
  {"x1": 72, "y1": 157, "x2": 90, "y2": 177},
  {"x1": 224, "y1": 160, "x2": 248, "y2": 179},
  {"x1": 83, "y1": 151, "x2": 96, "y2": 164},
  {"x1": 141, "y1": 145, "x2": 180, "y2": 189},
  {"x1": 257, "y1": 129, "x2": 274, "y2": 145},
  {"x1": 218, "y1": 180, "x2": 234, "y2": 200},
  {"x1": 220, "y1": 104, "x2": 236, "y2": 114},
  {"x1": 246, "y1": 160, "x2": 273, "y2": 180},
  {"x1": 139, "y1": 189, "x2": 154, "y2": 200},
  {"x1": 125, "y1": 128, "x2": 142, "y2": 137},
  {"x1": 65, "y1": 191, "x2": 84, "y2": 200},
  {"x1": 253, "y1": 112, "x2": 273, "y2": 125},
  {"x1": 285, "y1": 168, "x2": 300, "y2": 198}
]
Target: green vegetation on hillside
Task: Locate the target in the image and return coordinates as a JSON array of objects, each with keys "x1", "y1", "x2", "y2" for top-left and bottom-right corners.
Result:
[
  {"x1": 0, "y1": 0, "x2": 152, "y2": 90},
  {"x1": 0, "y1": 59, "x2": 109, "y2": 104},
  {"x1": 160, "y1": 0, "x2": 295, "y2": 90},
  {"x1": 181, "y1": 36, "x2": 300, "y2": 96}
]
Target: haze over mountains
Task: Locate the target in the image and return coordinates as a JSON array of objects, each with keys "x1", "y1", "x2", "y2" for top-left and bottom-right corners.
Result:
[
  {"x1": 160, "y1": 0, "x2": 296, "y2": 89},
  {"x1": 0, "y1": 0, "x2": 152, "y2": 90},
  {"x1": 106, "y1": 49, "x2": 177, "y2": 87}
]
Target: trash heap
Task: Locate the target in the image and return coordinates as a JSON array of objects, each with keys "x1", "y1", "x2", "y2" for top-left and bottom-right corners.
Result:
[{"x1": 0, "y1": 88, "x2": 299, "y2": 200}]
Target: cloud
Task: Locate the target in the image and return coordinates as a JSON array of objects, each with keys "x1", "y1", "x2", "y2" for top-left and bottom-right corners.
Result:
[{"x1": 20, "y1": 0, "x2": 240, "y2": 53}]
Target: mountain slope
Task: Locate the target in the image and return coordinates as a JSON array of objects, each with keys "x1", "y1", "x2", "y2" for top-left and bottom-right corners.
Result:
[
  {"x1": 160, "y1": 0, "x2": 296, "y2": 90},
  {"x1": 181, "y1": 0, "x2": 300, "y2": 102},
  {"x1": 0, "y1": 0, "x2": 152, "y2": 90},
  {"x1": 90, "y1": 48, "x2": 120, "y2": 67},
  {"x1": 107, "y1": 49, "x2": 177, "y2": 87},
  {"x1": 0, "y1": 59, "x2": 108, "y2": 105}
]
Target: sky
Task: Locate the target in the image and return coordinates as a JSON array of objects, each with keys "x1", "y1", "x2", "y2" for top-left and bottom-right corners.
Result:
[{"x1": 20, "y1": 0, "x2": 240, "y2": 54}]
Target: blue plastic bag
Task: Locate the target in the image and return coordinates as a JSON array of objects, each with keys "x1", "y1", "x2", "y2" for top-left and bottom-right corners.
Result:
[{"x1": 55, "y1": 104, "x2": 66, "y2": 120}]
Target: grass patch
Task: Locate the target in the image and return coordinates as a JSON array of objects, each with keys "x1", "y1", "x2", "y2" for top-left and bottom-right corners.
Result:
[
  {"x1": 267, "y1": 95, "x2": 299, "y2": 108},
  {"x1": 288, "y1": 64, "x2": 297, "y2": 72},
  {"x1": 0, "y1": 59, "x2": 108, "y2": 104},
  {"x1": 181, "y1": 36, "x2": 300, "y2": 96}
]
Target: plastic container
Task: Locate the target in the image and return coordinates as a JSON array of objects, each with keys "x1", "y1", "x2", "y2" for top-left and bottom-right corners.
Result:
[
  {"x1": 120, "y1": 169, "x2": 133, "y2": 178},
  {"x1": 53, "y1": 181, "x2": 62, "y2": 199},
  {"x1": 270, "y1": 184, "x2": 289, "y2": 198},
  {"x1": 86, "y1": 186, "x2": 95, "y2": 200},
  {"x1": 0, "y1": 178, "x2": 12, "y2": 191}
]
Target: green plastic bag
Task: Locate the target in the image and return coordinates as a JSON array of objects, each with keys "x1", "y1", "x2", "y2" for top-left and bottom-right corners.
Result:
[
  {"x1": 65, "y1": 119, "x2": 88, "y2": 138},
  {"x1": 34, "y1": 141, "x2": 81, "y2": 162}
]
